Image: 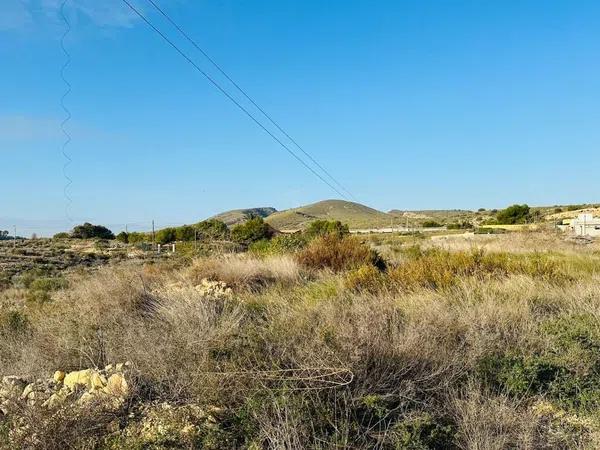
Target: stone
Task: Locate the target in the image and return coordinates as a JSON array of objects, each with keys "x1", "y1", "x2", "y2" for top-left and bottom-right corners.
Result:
[
  {"x1": 20, "y1": 384, "x2": 34, "y2": 400},
  {"x1": 90, "y1": 372, "x2": 107, "y2": 390},
  {"x1": 42, "y1": 387, "x2": 71, "y2": 409},
  {"x1": 64, "y1": 369, "x2": 94, "y2": 390},
  {"x1": 104, "y1": 373, "x2": 129, "y2": 398},
  {"x1": 53, "y1": 371, "x2": 65, "y2": 383},
  {"x1": 0, "y1": 376, "x2": 27, "y2": 399}
]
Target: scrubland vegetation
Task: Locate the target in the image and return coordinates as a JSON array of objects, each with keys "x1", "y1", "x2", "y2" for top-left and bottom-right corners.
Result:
[{"x1": 1, "y1": 223, "x2": 600, "y2": 449}]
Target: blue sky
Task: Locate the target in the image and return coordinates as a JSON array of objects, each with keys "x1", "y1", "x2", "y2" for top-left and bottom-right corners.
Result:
[{"x1": 1, "y1": 0, "x2": 599, "y2": 235}]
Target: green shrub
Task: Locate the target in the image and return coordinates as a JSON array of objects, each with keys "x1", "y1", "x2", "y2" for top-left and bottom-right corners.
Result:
[
  {"x1": 196, "y1": 219, "x2": 229, "y2": 241},
  {"x1": 71, "y1": 223, "x2": 115, "y2": 240},
  {"x1": 0, "y1": 310, "x2": 29, "y2": 334},
  {"x1": 422, "y1": 220, "x2": 442, "y2": 228},
  {"x1": 231, "y1": 217, "x2": 274, "y2": 246},
  {"x1": 447, "y1": 221, "x2": 473, "y2": 230},
  {"x1": 127, "y1": 232, "x2": 148, "y2": 244},
  {"x1": 25, "y1": 277, "x2": 68, "y2": 304},
  {"x1": 53, "y1": 232, "x2": 70, "y2": 239},
  {"x1": 249, "y1": 234, "x2": 307, "y2": 255},
  {"x1": 479, "y1": 314, "x2": 600, "y2": 413},
  {"x1": 115, "y1": 232, "x2": 129, "y2": 243},
  {"x1": 305, "y1": 220, "x2": 349, "y2": 239},
  {"x1": 388, "y1": 413, "x2": 456, "y2": 450},
  {"x1": 496, "y1": 204, "x2": 531, "y2": 224},
  {"x1": 29, "y1": 277, "x2": 68, "y2": 292},
  {"x1": 156, "y1": 227, "x2": 177, "y2": 244}
]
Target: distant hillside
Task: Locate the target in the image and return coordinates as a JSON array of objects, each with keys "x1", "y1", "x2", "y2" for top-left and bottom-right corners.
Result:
[
  {"x1": 389, "y1": 209, "x2": 478, "y2": 223},
  {"x1": 211, "y1": 207, "x2": 277, "y2": 226},
  {"x1": 265, "y1": 200, "x2": 393, "y2": 230}
]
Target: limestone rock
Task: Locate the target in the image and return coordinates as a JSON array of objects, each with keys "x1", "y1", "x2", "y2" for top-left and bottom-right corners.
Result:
[{"x1": 53, "y1": 371, "x2": 65, "y2": 383}]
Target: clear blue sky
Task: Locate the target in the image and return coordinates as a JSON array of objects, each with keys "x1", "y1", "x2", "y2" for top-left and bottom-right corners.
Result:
[{"x1": 1, "y1": 0, "x2": 599, "y2": 235}]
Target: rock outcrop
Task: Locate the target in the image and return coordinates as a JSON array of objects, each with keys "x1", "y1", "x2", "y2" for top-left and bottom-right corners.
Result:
[{"x1": 0, "y1": 362, "x2": 131, "y2": 415}]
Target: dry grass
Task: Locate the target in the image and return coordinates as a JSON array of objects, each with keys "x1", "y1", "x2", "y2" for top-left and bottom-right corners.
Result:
[
  {"x1": 183, "y1": 254, "x2": 302, "y2": 290},
  {"x1": 1, "y1": 232, "x2": 600, "y2": 448}
]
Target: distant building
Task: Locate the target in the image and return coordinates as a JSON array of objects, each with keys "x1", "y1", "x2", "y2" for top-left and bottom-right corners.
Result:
[{"x1": 568, "y1": 214, "x2": 600, "y2": 237}]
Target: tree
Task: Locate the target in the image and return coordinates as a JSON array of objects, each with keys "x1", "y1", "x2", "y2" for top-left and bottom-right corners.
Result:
[
  {"x1": 71, "y1": 223, "x2": 115, "y2": 240},
  {"x1": 116, "y1": 232, "x2": 129, "y2": 243},
  {"x1": 231, "y1": 217, "x2": 274, "y2": 245},
  {"x1": 175, "y1": 225, "x2": 196, "y2": 242},
  {"x1": 156, "y1": 227, "x2": 177, "y2": 245},
  {"x1": 196, "y1": 219, "x2": 229, "y2": 241},
  {"x1": 422, "y1": 220, "x2": 442, "y2": 228},
  {"x1": 496, "y1": 204, "x2": 531, "y2": 225},
  {"x1": 305, "y1": 220, "x2": 349, "y2": 239}
]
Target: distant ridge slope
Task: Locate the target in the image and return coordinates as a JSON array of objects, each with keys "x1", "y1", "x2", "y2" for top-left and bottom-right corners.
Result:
[
  {"x1": 265, "y1": 199, "x2": 392, "y2": 230},
  {"x1": 211, "y1": 207, "x2": 277, "y2": 226}
]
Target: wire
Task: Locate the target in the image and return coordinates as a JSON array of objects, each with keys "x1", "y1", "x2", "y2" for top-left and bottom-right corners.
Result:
[
  {"x1": 120, "y1": 0, "x2": 348, "y2": 200},
  {"x1": 60, "y1": 0, "x2": 73, "y2": 222},
  {"x1": 143, "y1": 0, "x2": 357, "y2": 201}
]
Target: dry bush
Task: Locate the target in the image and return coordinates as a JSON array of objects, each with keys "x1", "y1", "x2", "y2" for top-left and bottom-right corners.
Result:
[
  {"x1": 296, "y1": 234, "x2": 385, "y2": 273},
  {"x1": 344, "y1": 264, "x2": 387, "y2": 293},
  {"x1": 388, "y1": 249, "x2": 576, "y2": 291},
  {"x1": 427, "y1": 230, "x2": 600, "y2": 255},
  {"x1": 184, "y1": 254, "x2": 302, "y2": 291},
  {"x1": 450, "y1": 385, "x2": 539, "y2": 450},
  {"x1": 5, "y1": 401, "x2": 124, "y2": 449}
]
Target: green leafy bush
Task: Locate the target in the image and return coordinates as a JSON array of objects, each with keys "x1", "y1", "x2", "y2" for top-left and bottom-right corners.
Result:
[
  {"x1": 156, "y1": 227, "x2": 177, "y2": 245},
  {"x1": 422, "y1": 220, "x2": 442, "y2": 228},
  {"x1": 196, "y1": 219, "x2": 229, "y2": 241},
  {"x1": 388, "y1": 413, "x2": 456, "y2": 450},
  {"x1": 479, "y1": 314, "x2": 600, "y2": 413},
  {"x1": 496, "y1": 204, "x2": 531, "y2": 224},
  {"x1": 71, "y1": 223, "x2": 115, "y2": 240},
  {"x1": 231, "y1": 217, "x2": 274, "y2": 246},
  {"x1": 447, "y1": 221, "x2": 473, "y2": 230},
  {"x1": 249, "y1": 234, "x2": 307, "y2": 255},
  {"x1": 305, "y1": 220, "x2": 349, "y2": 239},
  {"x1": 116, "y1": 232, "x2": 129, "y2": 243}
]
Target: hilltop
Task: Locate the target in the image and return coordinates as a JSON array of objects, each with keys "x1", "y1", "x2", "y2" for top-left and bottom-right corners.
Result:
[
  {"x1": 210, "y1": 207, "x2": 277, "y2": 226},
  {"x1": 264, "y1": 199, "x2": 393, "y2": 230}
]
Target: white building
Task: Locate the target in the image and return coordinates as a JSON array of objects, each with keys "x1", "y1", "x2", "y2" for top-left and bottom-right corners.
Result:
[{"x1": 569, "y1": 214, "x2": 600, "y2": 237}]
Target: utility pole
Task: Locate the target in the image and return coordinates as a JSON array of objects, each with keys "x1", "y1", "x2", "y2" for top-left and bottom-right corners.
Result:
[
  {"x1": 13, "y1": 225, "x2": 17, "y2": 249},
  {"x1": 152, "y1": 220, "x2": 155, "y2": 247}
]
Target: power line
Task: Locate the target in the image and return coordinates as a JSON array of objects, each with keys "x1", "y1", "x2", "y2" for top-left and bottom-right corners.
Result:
[
  {"x1": 143, "y1": 0, "x2": 357, "y2": 201},
  {"x1": 60, "y1": 0, "x2": 73, "y2": 222},
  {"x1": 121, "y1": 0, "x2": 349, "y2": 200}
]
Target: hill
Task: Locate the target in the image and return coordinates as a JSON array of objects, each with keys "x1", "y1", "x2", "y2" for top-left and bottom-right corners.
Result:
[
  {"x1": 210, "y1": 207, "x2": 277, "y2": 226},
  {"x1": 265, "y1": 199, "x2": 393, "y2": 230},
  {"x1": 389, "y1": 209, "x2": 482, "y2": 224}
]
